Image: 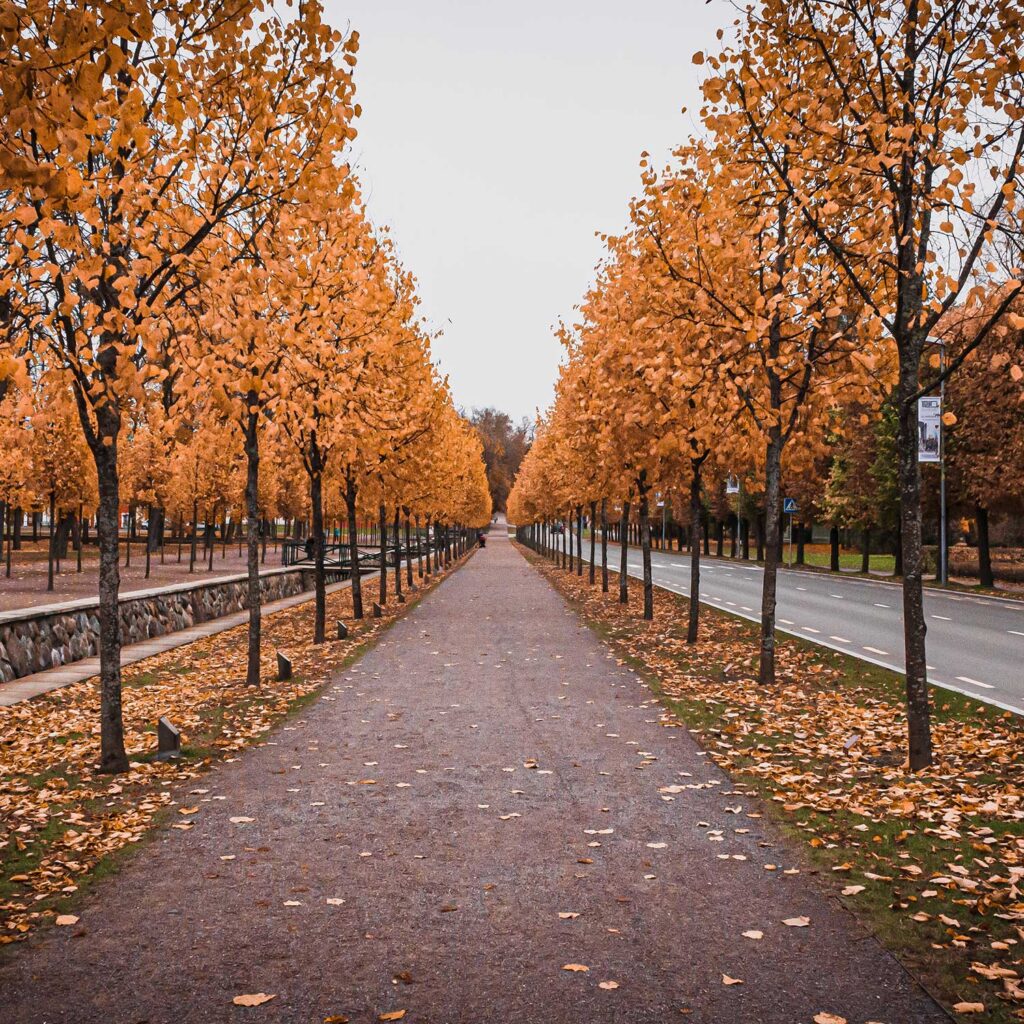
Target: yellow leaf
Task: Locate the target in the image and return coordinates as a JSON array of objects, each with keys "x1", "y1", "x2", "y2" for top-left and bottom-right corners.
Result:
[
  {"x1": 378, "y1": 1012, "x2": 406, "y2": 1021},
  {"x1": 562, "y1": 963, "x2": 589, "y2": 972},
  {"x1": 232, "y1": 993, "x2": 275, "y2": 1007},
  {"x1": 722, "y1": 974, "x2": 743, "y2": 986},
  {"x1": 55, "y1": 915, "x2": 79, "y2": 926},
  {"x1": 783, "y1": 916, "x2": 810, "y2": 927},
  {"x1": 952, "y1": 1004, "x2": 985, "y2": 1015},
  {"x1": 813, "y1": 1015, "x2": 847, "y2": 1024},
  {"x1": 598, "y1": 980, "x2": 620, "y2": 990}
]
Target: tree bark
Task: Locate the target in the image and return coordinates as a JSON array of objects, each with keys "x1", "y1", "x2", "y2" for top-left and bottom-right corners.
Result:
[
  {"x1": 345, "y1": 473, "x2": 364, "y2": 619},
  {"x1": 244, "y1": 408, "x2": 262, "y2": 684},
  {"x1": 638, "y1": 479, "x2": 653, "y2": 621},
  {"x1": 47, "y1": 491, "x2": 56, "y2": 591},
  {"x1": 976, "y1": 503, "x2": 993, "y2": 588},
  {"x1": 619, "y1": 500, "x2": 630, "y2": 604},
  {"x1": 600, "y1": 499, "x2": 609, "y2": 593},
  {"x1": 310, "y1": 456, "x2": 326, "y2": 644},
  {"x1": 405, "y1": 509, "x2": 413, "y2": 588},
  {"x1": 393, "y1": 506, "x2": 402, "y2": 600},
  {"x1": 796, "y1": 521, "x2": 806, "y2": 565},
  {"x1": 94, "y1": 435, "x2": 129, "y2": 773},
  {"x1": 688, "y1": 457, "x2": 707, "y2": 644},
  {"x1": 576, "y1": 505, "x2": 583, "y2": 577},
  {"x1": 588, "y1": 501, "x2": 596, "y2": 585},
  {"x1": 758, "y1": 434, "x2": 783, "y2": 685},
  {"x1": 829, "y1": 525, "x2": 841, "y2": 572},
  {"x1": 897, "y1": 357, "x2": 933, "y2": 770},
  {"x1": 379, "y1": 502, "x2": 388, "y2": 605},
  {"x1": 861, "y1": 526, "x2": 871, "y2": 574}
]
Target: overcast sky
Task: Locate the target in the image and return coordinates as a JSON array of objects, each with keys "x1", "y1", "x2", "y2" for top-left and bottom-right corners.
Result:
[{"x1": 324, "y1": 0, "x2": 732, "y2": 423}]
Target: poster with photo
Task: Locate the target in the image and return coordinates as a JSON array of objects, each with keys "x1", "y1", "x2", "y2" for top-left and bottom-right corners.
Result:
[{"x1": 917, "y1": 396, "x2": 941, "y2": 463}]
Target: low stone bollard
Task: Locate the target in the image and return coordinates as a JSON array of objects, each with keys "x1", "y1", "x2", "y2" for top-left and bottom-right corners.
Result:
[
  {"x1": 336, "y1": 620, "x2": 348, "y2": 640},
  {"x1": 276, "y1": 653, "x2": 292, "y2": 681},
  {"x1": 156, "y1": 717, "x2": 181, "y2": 761},
  {"x1": 372, "y1": 602, "x2": 382, "y2": 618}
]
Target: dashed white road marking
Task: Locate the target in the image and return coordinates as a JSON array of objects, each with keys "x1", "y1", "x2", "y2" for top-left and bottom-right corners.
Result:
[
  {"x1": 803, "y1": 626, "x2": 821, "y2": 634},
  {"x1": 931, "y1": 615, "x2": 951, "y2": 621},
  {"x1": 874, "y1": 603, "x2": 890, "y2": 608},
  {"x1": 796, "y1": 586, "x2": 808, "y2": 591},
  {"x1": 830, "y1": 594, "x2": 844, "y2": 600},
  {"x1": 779, "y1": 618, "x2": 795, "y2": 625},
  {"x1": 1009, "y1": 630, "x2": 1024, "y2": 638},
  {"x1": 864, "y1": 646, "x2": 889, "y2": 656},
  {"x1": 830, "y1": 636, "x2": 852, "y2": 644},
  {"x1": 956, "y1": 675, "x2": 994, "y2": 690}
]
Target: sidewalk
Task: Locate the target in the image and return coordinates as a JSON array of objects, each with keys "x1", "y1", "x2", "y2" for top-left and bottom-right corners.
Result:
[{"x1": 0, "y1": 529, "x2": 945, "y2": 1023}]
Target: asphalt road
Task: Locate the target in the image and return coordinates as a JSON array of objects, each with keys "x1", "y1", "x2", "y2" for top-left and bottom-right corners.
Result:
[{"x1": 565, "y1": 531, "x2": 1024, "y2": 715}]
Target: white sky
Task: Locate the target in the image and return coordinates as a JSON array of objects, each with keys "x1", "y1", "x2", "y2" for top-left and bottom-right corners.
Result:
[{"x1": 324, "y1": 0, "x2": 732, "y2": 423}]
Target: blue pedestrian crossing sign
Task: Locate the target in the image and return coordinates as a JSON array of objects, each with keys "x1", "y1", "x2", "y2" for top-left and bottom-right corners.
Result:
[{"x1": 783, "y1": 497, "x2": 798, "y2": 514}]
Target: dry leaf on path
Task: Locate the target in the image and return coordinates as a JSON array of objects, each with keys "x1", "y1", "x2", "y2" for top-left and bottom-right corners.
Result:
[
  {"x1": 558, "y1": 912, "x2": 580, "y2": 919},
  {"x1": 378, "y1": 1012, "x2": 406, "y2": 1021},
  {"x1": 783, "y1": 916, "x2": 810, "y2": 927},
  {"x1": 232, "y1": 993, "x2": 275, "y2": 1007},
  {"x1": 722, "y1": 974, "x2": 743, "y2": 986},
  {"x1": 741, "y1": 930, "x2": 763, "y2": 940},
  {"x1": 562, "y1": 964, "x2": 589, "y2": 972},
  {"x1": 55, "y1": 915, "x2": 79, "y2": 926},
  {"x1": 598, "y1": 981, "x2": 620, "y2": 990},
  {"x1": 952, "y1": 1003, "x2": 985, "y2": 1014},
  {"x1": 813, "y1": 1014, "x2": 848, "y2": 1024}
]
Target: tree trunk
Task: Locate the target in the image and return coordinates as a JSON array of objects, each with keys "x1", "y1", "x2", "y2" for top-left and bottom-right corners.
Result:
[
  {"x1": 94, "y1": 436, "x2": 128, "y2": 773},
  {"x1": 576, "y1": 505, "x2": 583, "y2": 577},
  {"x1": 310, "y1": 459, "x2": 326, "y2": 644},
  {"x1": 796, "y1": 521, "x2": 806, "y2": 565},
  {"x1": 755, "y1": 511, "x2": 765, "y2": 563},
  {"x1": 405, "y1": 509, "x2": 413, "y2": 588},
  {"x1": 588, "y1": 501, "x2": 596, "y2": 585},
  {"x1": 715, "y1": 518, "x2": 724, "y2": 558},
  {"x1": 976, "y1": 503, "x2": 993, "y2": 588},
  {"x1": 741, "y1": 517, "x2": 751, "y2": 560},
  {"x1": 688, "y1": 457, "x2": 706, "y2": 644},
  {"x1": 124, "y1": 502, "x2": 132, "y2": 568},
  {"x1": 619, "y1": 501, "x2": 630, "y2": 604},
  {"x1": 47, "y1": 491, "x2": 56, "y2": 591},
  {"x1": 345, "y1": 473, "x2": 363, "y2": 619},
  {"x1": 897, "y1": 359, "x2": 933, "y2": 770},
  {"x1": 416, "y1": 514, "x2": 423, "y2": 578},
  {"x1": 567, "y1": 511, "x2": 574, "y2": 573},
  {"x1": 829, "y1": 525, "x2": 841, "y2": 572},
  {"x1": 244, "y1": 409, "x2": 262, "y2": 684},
  {"x1": 638, "y1": 479, "x2": 653, "y2": 620},
  {"x1": 379, "y1": 503, "x2": 388, "y2": 605},
  {"x1": 894, "y1": 521, "x2": 904, "y2": 577},
  {"x1": 861, "y1": 526, "x2": 871, "y2": 574},
  {"x1": 730, "y1": 514, "x2": 738, "y2": 558},
  {"x1": 758, "y1": 436, "x2": 783, "y2": 686},
  {"x1": 145, "y1": 504, "x2": 152, "y2": 579},
  {"x1": 600, "y1": 499, "x2": 609, "y2": 593},
  {"x1": 393, "y1": 506, "x2": 402, "y2": 600}
]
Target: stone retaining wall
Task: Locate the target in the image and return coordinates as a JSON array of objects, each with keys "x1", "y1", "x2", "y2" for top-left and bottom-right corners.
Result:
[{"x1": 0, "y1": 568, "x2": 346, "y2": 683}]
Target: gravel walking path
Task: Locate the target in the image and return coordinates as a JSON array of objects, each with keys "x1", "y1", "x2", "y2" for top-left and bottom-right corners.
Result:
[{"x1": 0, "y1": 528, "x2": 946, "y2": 1023}]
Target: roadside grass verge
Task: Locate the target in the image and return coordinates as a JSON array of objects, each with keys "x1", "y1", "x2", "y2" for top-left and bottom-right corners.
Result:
[
  {"x1": 0, "y1": 553, "x2": 472, "y2": 950},
  {"x1": 519, "y1": 542, "x2": 1024, "y2": 1024}
]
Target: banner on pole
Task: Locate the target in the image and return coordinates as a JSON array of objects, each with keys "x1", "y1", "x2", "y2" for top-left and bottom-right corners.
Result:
[
  {"x1": 917, "y1": 396, "x2": 941, "y2": 463},
  {"x1": 725, "y1": 475, "x2": 740, "y2": 495}
]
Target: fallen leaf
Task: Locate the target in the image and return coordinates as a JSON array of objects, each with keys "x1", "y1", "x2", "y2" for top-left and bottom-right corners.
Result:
[
  {"x1": 55, "y1": 915, "x2": 79, "y2": 926},
  {"x1": 722, "y1": 974, "x2": 743, "y2": 986},
  {"x1": 841, "y1": 885, "x2": 864, "y2": 896},
  {"x1": 558, "y1": 912, "x2": 580, "y2": 919},
  {"x1": 562, "y1": 964, "x2": 589, "y2": 972},
  {"x1": 230, "y1": 816, "x2": 255, "y2": 824},
  {"x1": 598, "y1": 981, "x2": 620, "y2": 990},
  {"x1": 813, "y1": 1015, "x2": 848, "y2": 1024},
  {"x1": 742, "y1": 930, "x2": 763, "y2": 940},
  {"x1": 783, "y1": 916, "x2": 810, "y2": 927},
  {"x1": 324, "y1": 1017, "x2": 350, "y2": 1023},
  {"x1": 326, "y1": 898, "x2": 345, "y2": 906},
  {"x1": 378, "y1": 1012, "x2": 406, "y2": 1022},
  {"x1": 232, "y1": 993, "x2": 276, "y2": 1007},
  {"x1": 952, "y1": 1004, "x2": 985, "y2": 1015}
]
